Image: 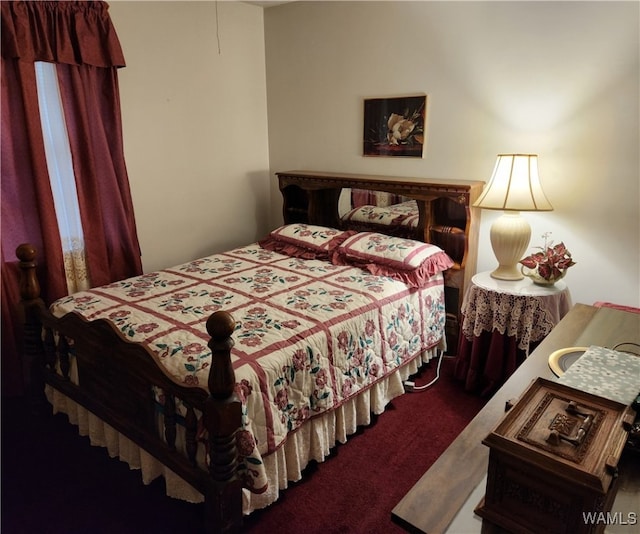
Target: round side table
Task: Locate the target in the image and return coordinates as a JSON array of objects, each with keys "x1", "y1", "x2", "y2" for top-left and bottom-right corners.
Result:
[{"x1": 454, "y1": 271, "x2": 572, "y2": 396}]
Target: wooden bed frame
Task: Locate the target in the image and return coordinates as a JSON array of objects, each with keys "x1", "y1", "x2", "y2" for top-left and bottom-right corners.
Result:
[{"x1": 16, "y1": 172, "x2": 483, "y2": 534}]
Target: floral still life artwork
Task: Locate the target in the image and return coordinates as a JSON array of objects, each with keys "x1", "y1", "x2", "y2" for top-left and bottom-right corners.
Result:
[
  {"x1": 520, "y1": 232, "x2": 576, "y2": 285},
  {"x1": 363, "y1": 95, "x2": 427, "y2": 157}
]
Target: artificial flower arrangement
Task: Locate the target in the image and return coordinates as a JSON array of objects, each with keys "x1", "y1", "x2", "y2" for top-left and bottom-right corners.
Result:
[{"x1": 520, "y1": 232, "x2": 576, "y2": 283}]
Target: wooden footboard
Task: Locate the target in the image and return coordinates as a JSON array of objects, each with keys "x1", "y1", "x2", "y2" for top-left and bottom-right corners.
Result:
[{"x1": 16, "y1": 244, "x2": 243, "y2": 534}]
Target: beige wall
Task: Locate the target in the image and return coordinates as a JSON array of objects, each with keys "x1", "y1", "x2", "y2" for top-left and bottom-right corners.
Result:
[
  {"x1": 109, "y1": 1, "x2": 639, "y2": 307},
  {"x1": 109, "y1": 1, "x2": 271, "y2": 272},
  {"x1": 265, "y1": 1, "x2": 640, "y2": 307}
]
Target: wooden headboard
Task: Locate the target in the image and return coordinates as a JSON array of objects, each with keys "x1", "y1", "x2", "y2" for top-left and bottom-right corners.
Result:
[{"x1": 276, "y1": 170, "x2": 485, "y2": 355}]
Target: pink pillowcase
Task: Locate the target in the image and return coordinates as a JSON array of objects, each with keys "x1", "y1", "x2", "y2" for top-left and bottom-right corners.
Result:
[
  {"x1": 259, "y1": 224, "x2": 351, "y2": 259},
  {"x1": 333, "y1": 232, "x2": 454, "y2": 287},
  {"x1": 260, "y1": 226, "x2": 454, "y2": 287}
]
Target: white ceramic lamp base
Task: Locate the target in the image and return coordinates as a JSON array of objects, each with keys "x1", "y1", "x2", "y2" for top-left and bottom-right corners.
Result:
[{"x1": 489, "y1": 211, "x2": 531, "y2": 280}]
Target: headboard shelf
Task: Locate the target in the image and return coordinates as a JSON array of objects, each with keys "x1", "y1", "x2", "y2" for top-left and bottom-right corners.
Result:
[{"x1": 276, "y1": 170, "x2": 485, "y2": 355}]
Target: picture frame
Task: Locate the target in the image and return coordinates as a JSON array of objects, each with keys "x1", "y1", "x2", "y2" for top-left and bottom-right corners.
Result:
[{"x1": 363, "y1": 94, "x2": 427, "y2": 158}]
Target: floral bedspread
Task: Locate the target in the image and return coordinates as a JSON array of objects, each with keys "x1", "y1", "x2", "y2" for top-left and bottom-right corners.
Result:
[
  {"x1": 342, "y1": 199, "x2": 419, "y2": 228},
  {"x1": 50, "y1": 243, "x2": 446, "y2": 493}
]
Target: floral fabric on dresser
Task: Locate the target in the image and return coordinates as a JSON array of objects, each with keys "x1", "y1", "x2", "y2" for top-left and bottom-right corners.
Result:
[
  {"x1": 51, "y1": 243, "x2": 446, "y2": 494},
  {"x1": 557, "y1": 345, "x2": 640, "y2": 405}
]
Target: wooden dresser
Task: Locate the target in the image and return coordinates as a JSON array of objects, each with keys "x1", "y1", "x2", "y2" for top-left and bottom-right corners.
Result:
[
  {"x1": 275, "y1": 170, "x2": 484, "y2": 355},
  {"x1": 392, "y1": 304, "x2": 640, "y2": 534}
]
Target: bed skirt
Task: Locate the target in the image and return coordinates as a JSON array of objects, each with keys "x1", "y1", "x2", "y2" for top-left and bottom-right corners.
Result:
[{"x1": 45, "y1": 346, "x2": 437, "y2": 515}]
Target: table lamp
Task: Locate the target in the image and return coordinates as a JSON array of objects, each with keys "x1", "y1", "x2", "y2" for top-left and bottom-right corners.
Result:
[{"x1": 474, "y1": 154, "x2": 553, "y2": 280}]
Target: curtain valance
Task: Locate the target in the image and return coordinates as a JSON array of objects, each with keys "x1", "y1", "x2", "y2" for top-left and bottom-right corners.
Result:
[{"x1": 1, "y1": 1, "x2": 125, "y2": 67}]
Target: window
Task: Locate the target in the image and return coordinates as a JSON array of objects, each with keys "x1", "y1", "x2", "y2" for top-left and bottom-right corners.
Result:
[{"x1": 35, "y1": 62, "x2": 90, "y2": 293}]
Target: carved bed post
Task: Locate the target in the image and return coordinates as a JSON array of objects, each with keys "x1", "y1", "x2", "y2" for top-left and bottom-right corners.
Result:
[
  {"x1": 203, "y1": 311, "x2": 243, "y2": 533},
  {"x1": 15, "y1": 244, "x2": 48, "y2": 412}
]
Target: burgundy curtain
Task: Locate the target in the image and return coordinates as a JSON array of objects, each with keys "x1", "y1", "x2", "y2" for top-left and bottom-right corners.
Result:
[
  {"x1": 56, "y1": 61, "x2": 142, "y2": 285},
  {"x1": 1, "y1": 1, "x2": 142, "y2": 395}
]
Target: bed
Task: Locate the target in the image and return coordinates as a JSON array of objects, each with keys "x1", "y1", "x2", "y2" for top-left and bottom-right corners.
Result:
[{"x1": 16, "y1": 173, "x2": 483, "y2": 534}]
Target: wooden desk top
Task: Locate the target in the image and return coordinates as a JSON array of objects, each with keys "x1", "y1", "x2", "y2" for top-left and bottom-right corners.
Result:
[{"x1": 392, "y1": 303, "x2": 640, "y2": 533}]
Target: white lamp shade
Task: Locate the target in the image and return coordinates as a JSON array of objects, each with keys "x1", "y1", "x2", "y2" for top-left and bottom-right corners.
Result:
[{"x1": 474, "y1": 154, "x2": 553, "y2": 212}]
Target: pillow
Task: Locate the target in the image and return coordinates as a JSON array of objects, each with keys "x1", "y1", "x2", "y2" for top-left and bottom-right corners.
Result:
[
  {"x1": 332, "y1": 232, "x2": 454, "y2": 287},
  {"x1": 259, "y1": 224, "x2": 351, "y2": 260}
]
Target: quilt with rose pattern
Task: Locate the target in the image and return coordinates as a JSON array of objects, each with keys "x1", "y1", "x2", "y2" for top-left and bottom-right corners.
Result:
[{"x1": 50, "y1": 242, "x2": 447, "y2": 494}]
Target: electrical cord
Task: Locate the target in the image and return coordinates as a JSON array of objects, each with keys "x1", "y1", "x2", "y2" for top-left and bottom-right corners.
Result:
[{"x1": 403, "y1": 349, "x2": 445, "y2": 392}]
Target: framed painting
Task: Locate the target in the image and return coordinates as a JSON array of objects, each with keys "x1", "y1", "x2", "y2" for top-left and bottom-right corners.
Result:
[{"x1": 363, "y1": 94, "x2": 427, "y2": 158}]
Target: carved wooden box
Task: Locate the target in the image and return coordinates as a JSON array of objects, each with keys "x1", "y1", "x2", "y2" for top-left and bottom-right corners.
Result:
[{"x1": 476, "y1": 377, "x2": 635, "y2": 534}]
